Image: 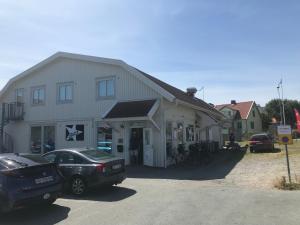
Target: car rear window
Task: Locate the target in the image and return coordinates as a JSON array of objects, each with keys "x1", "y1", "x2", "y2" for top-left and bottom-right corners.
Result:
[
  {"x1": 80, "y1": 150, "x2": 114, "y2": 161},
  {"x1": 250, "y1": 135, "x2": 268, "y2": 141}
]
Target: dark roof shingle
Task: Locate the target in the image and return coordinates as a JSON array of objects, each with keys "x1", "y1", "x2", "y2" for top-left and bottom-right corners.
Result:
[
  {"x1": 104, "y1": 99, "x2": 156, "y2": 119},
  {"x1": 136, "y1": 69, "x2": 223, "y2": 117}
]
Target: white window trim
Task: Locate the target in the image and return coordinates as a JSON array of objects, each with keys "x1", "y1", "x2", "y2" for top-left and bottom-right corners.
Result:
[
  {"x1": 57, "y1": 82, "x2": 74, "y2": 104},
  {"x1": 15, "y1": 88, "x2": 25, "y2": 103},
  {"x1": 31, "y1": 85, "x2": 46, "y2": 106},
  {"x1": 96, "y1": 76, "x2": 116, "y2": 100}
]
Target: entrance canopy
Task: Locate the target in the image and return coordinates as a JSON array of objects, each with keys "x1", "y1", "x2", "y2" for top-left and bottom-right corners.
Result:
[{"x1": 103, "y1": 99, "x2": 160, "y2": 129}]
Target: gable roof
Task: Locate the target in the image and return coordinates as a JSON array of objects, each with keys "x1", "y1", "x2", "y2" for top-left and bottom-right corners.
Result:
[
  {"x1": 136, "y1": 69, "x2": 223, "y2": 118},
  {"x1": 215, "y1": 101, "x2": 254, "y2": 119},
  {"x1": 0, "y1": 52, "x2": 223, "y2": 119}
]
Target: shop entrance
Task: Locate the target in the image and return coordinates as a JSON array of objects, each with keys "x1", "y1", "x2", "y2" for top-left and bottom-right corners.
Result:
[{"x1": 129, "y1": 128, "x2": 143, "y2": 165}]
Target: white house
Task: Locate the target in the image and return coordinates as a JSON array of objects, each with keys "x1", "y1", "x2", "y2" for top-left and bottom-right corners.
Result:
[{"x1": 0, "y1": 52, "x2": 224, "y2": 167}]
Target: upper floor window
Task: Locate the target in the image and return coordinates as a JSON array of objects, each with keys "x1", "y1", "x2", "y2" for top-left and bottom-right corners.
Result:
[
  {"x1": 31, "y1": 86, "x2": 45, "y2": 105},
  {"x1": 57, "y1": 82, "x2": 73, "y2": 104},
  {"x1": 250, "y1": 121, "x2": 255, "y2": 129},
  {"x1": 252, "y1": 110, "x2": 256, "y2": 117},
  {"x1": 15, "y1": 88, "x2": 24, "y2": 103},
  {"x1": 228, "y1": 111, "x2": 232, "y2": 117},
  {"x1": 97, "y1": 77, "x2": 115, "y2": 99}
]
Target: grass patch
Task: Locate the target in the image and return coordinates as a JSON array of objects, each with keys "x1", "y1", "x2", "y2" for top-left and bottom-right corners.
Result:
[{"x1": 273, "y1": 176, "x2": 300, "y2": 190}]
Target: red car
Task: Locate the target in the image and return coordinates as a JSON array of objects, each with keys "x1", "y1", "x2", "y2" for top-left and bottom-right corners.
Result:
[{"x1": 249, "y1": 134, "x2": 275, "y2": 153}]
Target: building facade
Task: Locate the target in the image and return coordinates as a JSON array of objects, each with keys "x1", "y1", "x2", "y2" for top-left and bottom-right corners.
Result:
[
  {"x1": 216, "y1": 101, "x2": 263, "y2": 140},
  {"x1": 0, "y1": 52, "x2": 224, "y2": 167}
]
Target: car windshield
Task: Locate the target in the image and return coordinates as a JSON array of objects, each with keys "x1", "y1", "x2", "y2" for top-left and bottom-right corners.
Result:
[
  {"x1": 80, "y1": 149, "x2": 114, "y2": 160},
  {"x1": 21, "y1": 154, "x2": 50, "y2": 164}
]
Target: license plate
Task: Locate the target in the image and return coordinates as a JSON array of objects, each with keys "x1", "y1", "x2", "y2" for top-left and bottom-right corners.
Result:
[
  {"x1": 112, "y1": 164, "x2": 121, "y2": 170},
  {"x1": 35, "y1": 176, "x2": 54, "y2": 184}
]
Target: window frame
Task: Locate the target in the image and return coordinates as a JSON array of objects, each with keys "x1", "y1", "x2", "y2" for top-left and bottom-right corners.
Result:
[
  {"x1": 57, "y1": 82, "x2": 74, "y2": 104},
  {"x1": 96, "y1": 76, "x2": 116, "y2": 100},
  {"x1": 237, "y1": 121, "x2": 242, "y2": 129},
  {"x1": 43, "y1": 152, "x2": 58, "y2": 163},
  {"x1": 15, "y1": 88, "x2": 25, "y2": 103},
  {"x1": 31, "y1": 85, "x2": 46, "y2": 106},
  {"x1": 250, "y1": 121, "x2": 255, "y2": 129}
]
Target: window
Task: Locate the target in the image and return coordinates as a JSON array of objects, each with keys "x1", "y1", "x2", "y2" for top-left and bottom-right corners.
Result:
[
  {"x1": 43, "y1": 153, "x2": 57, "y2": 163},
  {"x1": 58, "y1": 82, "x2": 73, "y2": 103},
  {"x1": 253, "y1": 110, "x2": 256, "y2": 117},
  {"x1": 30, "y1": 126, "x2": 56, "y2": 154},
  {"x1": 176, "y1": 123, "x2": 184, "y2": 144},
  {"x1": 144, "y1": 130, "x2": 150, "y2": 145},
  {"x1": 250, "y1": 121, "x2": 255, "y2": 129},
  {"x1": 58, "y1": 153, "x2": 75, "y2": 164},
  {"x1": 228, "y1": 111, "x2": 232, "y2": 117},
  {"x1": 97, "y1": 78, "x2": 115, "y2": 98},
  {"x1": 31, "y1": 126, "x2": 42, "y2": 153},
  {"x1": 237, "y1": 121, "x2": 242, "y2": 129},
  {"x1": 31, "y1": 86, "x2": 45, "y2": 105},
  {"x1": 97, "y1": 127, "x2": 113, "y2": 153},
  {"x1": 166, "y1": 122, "x2": 172, "y2": 142},
  {"x1": 186, "y1": 125, "x2": 195, "y2": 142},
  {"x1": 15, "y1": 88, "x2": 24, "y2": 102}
]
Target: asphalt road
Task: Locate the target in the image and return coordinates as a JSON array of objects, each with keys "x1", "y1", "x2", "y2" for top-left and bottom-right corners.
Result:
[{"x1": 1, "y1": 177, "x2": 300, "y2": 225}]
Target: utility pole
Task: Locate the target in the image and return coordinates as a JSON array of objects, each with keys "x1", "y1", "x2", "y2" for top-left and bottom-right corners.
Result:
[{"x1": 277, "y1": 78, "x2": 291, "y2": 183}]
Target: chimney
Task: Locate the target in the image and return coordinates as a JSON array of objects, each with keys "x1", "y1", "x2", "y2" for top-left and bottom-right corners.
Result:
[
  {"x1": 231, "y1": 100, "x2": 237, "y2": 105},
  {"x1": 186, "y1": 87, "x2": 197, "y2": 97}
]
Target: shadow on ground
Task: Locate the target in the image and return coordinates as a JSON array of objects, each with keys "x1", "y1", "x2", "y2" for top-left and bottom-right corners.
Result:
[
  {"x1": 127, "y1": 149, "x2": 247, "y2": 181},
  {"x1": 62, "y1": 186, "x2": 136, "y2": 202},
  {"x1": 0, "y1": 204, "x2": 70, "y2": 225}
]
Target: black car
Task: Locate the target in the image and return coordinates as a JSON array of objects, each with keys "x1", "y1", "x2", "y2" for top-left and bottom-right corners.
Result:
[
  {"x1": 249, "y1": 133, "x2": 275, "y2": 153},
  {"x1": 0, "y1": 154, "x2": 63, "y2": 213},
  {"x1": 43, "y1": 148, "x2": 126, "y2": 195}
]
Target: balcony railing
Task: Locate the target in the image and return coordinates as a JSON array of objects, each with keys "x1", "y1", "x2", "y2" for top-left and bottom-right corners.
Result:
[{"x1": 2, "y1": 102, "x2": 25, "y2": 122}]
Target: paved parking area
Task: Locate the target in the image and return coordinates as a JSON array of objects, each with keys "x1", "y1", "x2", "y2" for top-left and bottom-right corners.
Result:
[{"x1": 1, "y1": 149, "x2": 300, "y2": 225}]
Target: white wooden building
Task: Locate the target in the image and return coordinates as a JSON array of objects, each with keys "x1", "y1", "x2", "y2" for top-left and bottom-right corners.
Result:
[{"x1": 0, "y1": 52, "x2": 224, "y2": 167}]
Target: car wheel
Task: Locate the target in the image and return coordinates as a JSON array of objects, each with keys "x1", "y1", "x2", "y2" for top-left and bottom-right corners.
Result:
[{"x1": 71, "y1": 177, "x2": 86, "y2": 196}]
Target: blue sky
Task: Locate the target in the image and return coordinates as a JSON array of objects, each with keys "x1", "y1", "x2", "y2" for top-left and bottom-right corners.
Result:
[{"x1": 0, "y1": 0, "x2": 300, "y2": 105}]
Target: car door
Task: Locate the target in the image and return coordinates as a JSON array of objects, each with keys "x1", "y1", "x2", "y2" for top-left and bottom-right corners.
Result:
[
  {"x1": 57, "y1": 152, "x2": 89, "y2": 179},
  {"x1": 57, "y1": 152, "x2": 78, "y2": 179}
]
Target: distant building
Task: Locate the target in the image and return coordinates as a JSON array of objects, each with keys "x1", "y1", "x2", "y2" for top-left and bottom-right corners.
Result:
[{"x1": 215, "y1": 100, "x2": 263, "y2": 140}]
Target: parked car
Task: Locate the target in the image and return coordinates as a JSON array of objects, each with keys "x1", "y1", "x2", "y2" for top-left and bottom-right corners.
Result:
[
  {"x1": 43, "y1": 148, "x2": 126, "y2": 196},
  {"x1": 249, "y1": 133, "x2": 275, "y2": 153},
  {"x1": 0, "y1": 153, "x2": 63, "y2": 213}
]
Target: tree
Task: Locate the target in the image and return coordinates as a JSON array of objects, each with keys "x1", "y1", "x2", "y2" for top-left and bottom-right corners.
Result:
[{"x1": 265, "y1": 99, "x2": 300, "y2": 128}]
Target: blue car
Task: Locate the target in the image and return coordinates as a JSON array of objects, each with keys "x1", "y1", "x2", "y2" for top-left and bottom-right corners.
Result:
[{"x1": 0, "y1": 153, "x2": 63, "y2": 213}]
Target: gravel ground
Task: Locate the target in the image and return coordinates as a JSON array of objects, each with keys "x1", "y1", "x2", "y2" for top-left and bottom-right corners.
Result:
[{"x1": 223, "y1": 143, "x2": 300, "y2": 189}]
